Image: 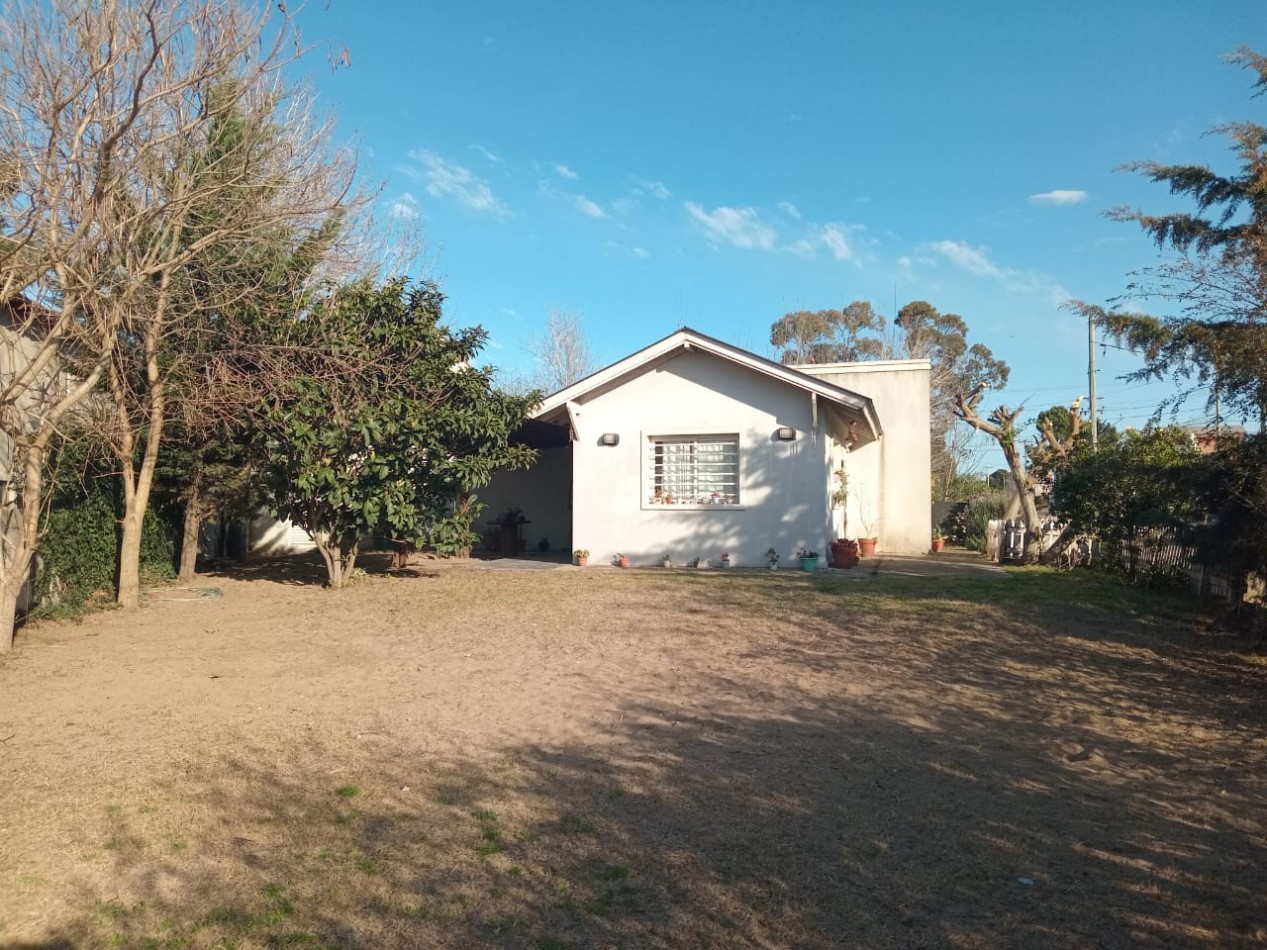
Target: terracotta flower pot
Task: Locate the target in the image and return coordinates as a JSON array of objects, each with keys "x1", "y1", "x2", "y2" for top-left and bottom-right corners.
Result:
[
  {"x1": 931, "y1": 538, "x2": 945, "y2": 553},
  {"x1": 858, "y1": 537, "x2": 878, "y2": 558},
  {"x1": 829, "y1": 539, "x2": 859, "y2": 569},
  {"x1": 575, "y1": 555, "x2": 588, "y2": 567}
]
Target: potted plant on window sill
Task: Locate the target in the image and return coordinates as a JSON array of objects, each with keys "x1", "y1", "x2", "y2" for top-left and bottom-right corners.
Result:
[
  {"x1": 573, "y1": 548, "x2": 589, "y2": 567},
  {"x1": 798, "y1": 548, "x2": 820, "y2": 571}
]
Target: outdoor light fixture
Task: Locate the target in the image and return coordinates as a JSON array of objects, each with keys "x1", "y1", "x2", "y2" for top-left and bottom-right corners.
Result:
[
  {"x1": 775, "y1": 426, "x2": 796, "y2": 442},
  {"x1": 599, "y1": 432, "x2": 620, "y2": 446}
]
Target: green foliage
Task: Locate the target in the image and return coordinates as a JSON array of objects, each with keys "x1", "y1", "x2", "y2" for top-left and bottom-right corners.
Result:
[
  {"x1": 1083, "y1": 48, "x2": 1267, "y2": 426},
  {"x1": 256, "y1": 278, "x2": 538, "y2": 585},
  {"x1": 1193, "y1": 433, "x2": 1267, "y2": 579},
  {"x1": 33, "y1": 445, "x2": 177, "y2": 613},
  {"x1": 957, "y1": 491, "x2": 1008, "y2": 552},
  {"x1": 773, "y1": 299, "x2": 1009, "y2": 500},
  {"x1": 770, "y1": 302, "x2": 887, "y2": 364},
  {"x1": 1050, "y1": 428, "x2": 1204, "y2": 581},
  {"x1": 938, "y1": 470, "x2": 988, "y2": 503}
]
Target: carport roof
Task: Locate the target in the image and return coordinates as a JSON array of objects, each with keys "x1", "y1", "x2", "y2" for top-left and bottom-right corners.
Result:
[{"x1": 532, "y1": 327, "x2": 881, "y2": 440}]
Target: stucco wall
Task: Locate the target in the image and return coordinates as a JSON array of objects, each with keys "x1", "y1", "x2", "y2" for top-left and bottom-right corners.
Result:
[
  {"x1": 569, "y1": 350, "x2": 833, "y2": 567},
  {"x1": 475, "y1": 444, "x2": 572, "y2": 553},
  {"x1": 797, "y1": 360, "x2": 931, "y2": 553}
]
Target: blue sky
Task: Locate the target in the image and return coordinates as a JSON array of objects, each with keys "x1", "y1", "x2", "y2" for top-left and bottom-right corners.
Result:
[{"x1": 299, "y1": 1, "x2": 1267, "y2": 452}]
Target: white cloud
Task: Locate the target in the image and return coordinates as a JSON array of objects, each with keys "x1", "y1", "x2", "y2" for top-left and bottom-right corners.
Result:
[
  {"x1": 931, "y1": 240, "x2": 1069, "y2": 303},
  {"x1": 390, "y1": 192, "x2": 420, "y2": 220},
  {"x1": 1029, "y1": 189, "x2": 1088, "y2": 206},
  {"x1": 469, "y1": 143, "x2": 503, "y2": 165},
  {"x1": 684, "y1": 202, "x2": 776, "y2": 250},
  {"x1": 407, "y1": 148, "x2": 509, "y2": 216},
  {"x1": 554, "y1": 163, "x2": 578, "y2": 180},
  {"x1": 778, "y1": 201, "x2": 802, "y2": 219},
  {"x1": 604, "y1": 240, "x2": 651, "y2": 259},
  {"x1": 574, "y1": 194, "x2": 606, "y2": 218},
  {"x1": 931, "y1": 240, "x2": 1002, "y2": 277},
  {"x1": 819, "y1": 223, "x2": 853, "y2": 261},
  {"x1": 639, "y1": 179, "x2": 670, "y2": 200}
]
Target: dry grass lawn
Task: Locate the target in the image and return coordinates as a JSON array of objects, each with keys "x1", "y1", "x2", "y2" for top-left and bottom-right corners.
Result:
[{"x1": 1, "y1": 557, "x2": 1265, "y2": 949}]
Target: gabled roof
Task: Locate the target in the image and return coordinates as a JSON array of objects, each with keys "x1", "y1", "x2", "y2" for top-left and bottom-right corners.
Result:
[{"x1": 534, "y1": 327, "x2": 881, "y2": 439}]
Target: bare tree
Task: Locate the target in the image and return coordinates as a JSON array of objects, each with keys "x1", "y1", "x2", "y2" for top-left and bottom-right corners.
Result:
[
  {"x1": 527, "y1": 307, "x2": 597, "y2": 393},
  {"x1": 953, "y1": 392, "x2": 1045, "y2": 563},
  {"x1": 92, "y1": 3, "x2": 361, "y2": 610},
  {"x1": 0, "y1": 0, "x2": 365, "y2": 644}
]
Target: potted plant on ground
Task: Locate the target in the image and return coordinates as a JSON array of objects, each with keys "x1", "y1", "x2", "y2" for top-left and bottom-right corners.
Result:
[
  {"x1": 573, "y1": 548, "x2": 589, "y2": 567},
  {"x1": 931, "y1": 528, "x2": 945, "y2": 553},
  {"x1": 829, "y1": 538, "x2": 859, "y2": 569},
  {"x1": 719, "y1": 551, "x2": 731, "y2": 568},
  {"x1": 798, "y1": 548, "x2": 820, "y2": 571},
  {"x1": 765, "y1": 547, "x2": 780, "y2": 571},
  {"x1": 614, "y1": 553, "x2": 630, "y2": 568},
  {"x1": 856, "y1": 489, "x2": 879, "y2": 557},
  {"x1": 661, "y1": 553, "x2": 673, "y2": 568}
]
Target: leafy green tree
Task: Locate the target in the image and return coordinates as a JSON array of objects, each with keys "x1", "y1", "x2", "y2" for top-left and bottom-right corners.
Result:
[
  {"x1": 1076, "y1": 48, "x2": 1267, "y2": 428},
  {"x1": 770, "y1": 302, "x2": 887, "y2": 364},
  {"x1": 772, "y1": 299, "x2": 1008, "y2": 501},
  {"x1": 1050, "y1": 428, "x2": 1203, "y2": 581},
  {"x1": 898, "y1": 301, "x2": 1009, "y2": 500},
  {"x1": 256, "y1": 278, "x2": 537, "y2": 588},
  {"x1": 1196, "y1": 434, "x2": 1267, "y2": 587}
]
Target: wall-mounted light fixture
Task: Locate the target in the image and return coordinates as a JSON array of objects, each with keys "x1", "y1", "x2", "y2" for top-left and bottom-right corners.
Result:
[
  {"x1": 599, "y1": 432, "x2": 620, "y2": 446},
  {"x1": 774, "y1": 426, "x2": 797, "y2": 442}
]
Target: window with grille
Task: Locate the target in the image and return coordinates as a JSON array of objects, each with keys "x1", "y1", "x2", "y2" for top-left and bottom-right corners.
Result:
[{"x1": 646, "y1": 434, "x2": 740, "y2": 506}]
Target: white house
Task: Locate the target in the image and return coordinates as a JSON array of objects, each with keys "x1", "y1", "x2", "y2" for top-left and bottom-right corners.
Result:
[{"x1": 479, "y1": 328, "x2": 931, "y2": 566}]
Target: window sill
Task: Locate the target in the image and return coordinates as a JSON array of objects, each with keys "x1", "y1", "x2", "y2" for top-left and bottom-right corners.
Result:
[{"x1": 642, "y1": 503, "x2": 746, "y2": 512}]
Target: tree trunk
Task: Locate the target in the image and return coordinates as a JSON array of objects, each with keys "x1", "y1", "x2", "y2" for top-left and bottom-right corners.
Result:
[
  {"x1": 1038, "y1": 524, "x2": 1078, "y2": 567},
  {"x1": 313, "y1": 531, "x2": 358, "y2": 589},
  {"x1": 1003, "y1": 442, "x2": 1043, "y2": 564},
  {"x1": 179, "y1": 486, "x2": 203, "y2": 582},
  {"x1": 0, "y1": 548, "x2": 32, "y2": 654},
  {"x1": 0, "y1": 577, "x2": 21, "y2": 654}
]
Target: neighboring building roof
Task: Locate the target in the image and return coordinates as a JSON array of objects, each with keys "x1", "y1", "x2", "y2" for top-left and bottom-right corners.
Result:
[{"x1": 533, "y1": 326, "x2": 882, "y2": 440}]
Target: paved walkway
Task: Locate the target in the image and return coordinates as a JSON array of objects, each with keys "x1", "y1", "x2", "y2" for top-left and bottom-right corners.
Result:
[{"x1": 446, "y1": 549, "x2": 1008, "y2": 579}]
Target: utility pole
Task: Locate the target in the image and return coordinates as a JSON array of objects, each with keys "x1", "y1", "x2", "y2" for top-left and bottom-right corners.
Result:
[{"x1": 1088, "y1": 307, "x2": 1099, "y2": 451}]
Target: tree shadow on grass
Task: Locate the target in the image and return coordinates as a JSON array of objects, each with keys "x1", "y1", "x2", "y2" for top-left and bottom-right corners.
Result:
[
  {"x1": 37, "y1": 666, "x2": 1267, "y2": 948},
  {"x1": 202, "y1": 550, "x2": 444, "y2": 589}
]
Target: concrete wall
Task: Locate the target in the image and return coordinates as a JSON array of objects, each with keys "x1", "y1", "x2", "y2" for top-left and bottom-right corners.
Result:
[
  {"x1": 797, "y1": 359, "x2": 932, "y2": 554},
  {"x1": 569, "y1": 349, "x2": 833, "y2": 567},
  {"x1": 475, "y1": 444, "x2": 572, "y2": 553}
]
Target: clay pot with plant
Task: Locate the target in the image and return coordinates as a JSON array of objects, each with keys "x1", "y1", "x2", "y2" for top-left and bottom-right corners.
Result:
[
  {"x1": 573, "y1": 548, "x2": 589, "y2": 566},
  {"x1": 830, "y1": 538, "x2": 859, "y2": 568}
]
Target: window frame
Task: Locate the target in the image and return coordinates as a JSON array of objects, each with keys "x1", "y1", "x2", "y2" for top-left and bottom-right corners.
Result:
[{"x1": 641, "y1": 431, "x2": 743, "y2": 510}]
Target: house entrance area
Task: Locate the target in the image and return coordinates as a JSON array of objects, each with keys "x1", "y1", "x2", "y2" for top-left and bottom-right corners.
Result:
[{"x1": 477, "y1": 419, "x2": 573, "y2": 557}]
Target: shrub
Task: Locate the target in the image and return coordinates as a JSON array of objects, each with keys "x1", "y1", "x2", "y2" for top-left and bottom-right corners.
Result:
[
  {"x1": 959, "y1": 491, "x2": 1009, "y2": 553},
  {"x1": 32, "y1": 444, "x2": 178, "y2": 615}
]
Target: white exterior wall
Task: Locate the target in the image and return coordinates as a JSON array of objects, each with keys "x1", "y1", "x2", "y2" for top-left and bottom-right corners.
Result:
[
  {"x1": 570, "y1": 350, "x2": 832, "y2": 567},
  {"x1": 797, "y1": 360, "x2": 931, "y2": 554}
]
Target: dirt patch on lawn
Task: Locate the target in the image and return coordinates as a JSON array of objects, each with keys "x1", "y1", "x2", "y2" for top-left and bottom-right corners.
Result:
[{"x1": 1, "y1": 558, "x2": 1264, "y2": 948}]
